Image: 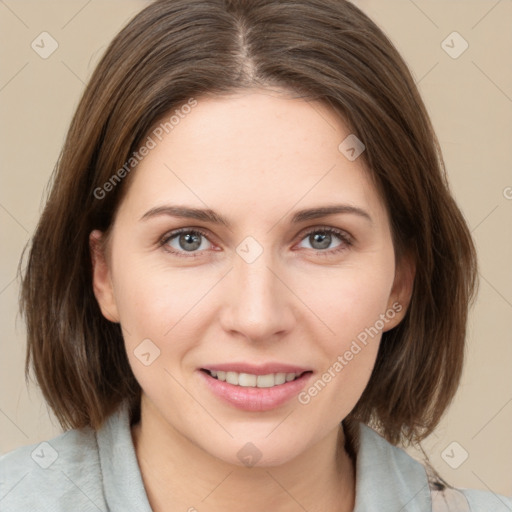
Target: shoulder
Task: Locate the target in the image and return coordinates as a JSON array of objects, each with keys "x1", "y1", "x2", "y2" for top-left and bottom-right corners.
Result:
[
  {"x1": 355, "y1": 423, "x2": 512, "y2": 511},
  {"x1": 0, "y1": 425, "x2": 106, "y2": 511},
  {"x1": 430, "y1": 484, "x2": 512, "y2": 511},
  {"x1": 355, "y1": 422, "x2": 432, "y2": 509},
  {"x1": 460, "y1": 488, "x2": 512, "y2": 511}
]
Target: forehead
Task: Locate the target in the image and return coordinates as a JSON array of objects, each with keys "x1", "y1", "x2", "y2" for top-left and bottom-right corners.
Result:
[{"x1": 118, "y1": 88, "x2": 388, "y2": 229}]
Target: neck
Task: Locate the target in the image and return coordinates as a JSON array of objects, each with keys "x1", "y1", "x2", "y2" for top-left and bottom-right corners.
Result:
[{"x1": 131, "y1": 396, "x2": 356, "y2": 512}]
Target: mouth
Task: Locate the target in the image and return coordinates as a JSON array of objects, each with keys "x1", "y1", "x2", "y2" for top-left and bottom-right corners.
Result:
[
  {"x1": 199, "y1": 367, "x2": 314, "y2": 411},
  {"x1": 198, "y1": 362, "x2": 314, "y2": 411},
  {"x1": 200, "y1": 368, "x2": 312, "y2": 388}
]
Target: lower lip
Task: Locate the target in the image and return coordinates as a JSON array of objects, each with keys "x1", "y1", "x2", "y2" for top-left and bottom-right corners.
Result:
[{"x1": 198, "y1": 370, "x2": 313, "y2": 412}]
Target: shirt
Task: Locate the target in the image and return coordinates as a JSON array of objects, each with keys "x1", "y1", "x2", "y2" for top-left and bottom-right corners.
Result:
[{"x1": 1, "y1": 401, "x2": 510, "y2": 511}]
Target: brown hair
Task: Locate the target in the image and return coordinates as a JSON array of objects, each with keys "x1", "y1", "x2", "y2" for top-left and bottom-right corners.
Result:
[{"x1": 20, "y1": 0, "x2": 477, "y2": 451}]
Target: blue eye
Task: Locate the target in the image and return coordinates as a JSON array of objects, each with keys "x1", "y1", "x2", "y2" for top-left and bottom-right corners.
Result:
[
  {"x1": 160, "y1": 228, "x2": 212, "y2": 257},
  {"x1": 297, "y1": 227, "x2": 352, "y2": 256},
  {"x1": 159, "y1": 226, "x2": 352, "y2": 258}
]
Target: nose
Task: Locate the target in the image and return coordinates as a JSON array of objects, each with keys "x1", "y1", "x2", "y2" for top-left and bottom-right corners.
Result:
[{"x1": 218, "y1": 249, "x2": 296, "y2": 343}]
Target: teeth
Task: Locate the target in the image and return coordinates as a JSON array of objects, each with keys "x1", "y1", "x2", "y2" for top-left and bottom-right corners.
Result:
[
  {"x1": 238, "y1": 373, "x2": 257, "y2": 386},
  {"x1": 274, "y1": 373, "x2": 286, "y2": 385},
  {"x1": 226, "y1": 371, "x2": 238, "y2": 385},
  {"x1": 208, "y1": 370, "x2": 302, "y2": 387}
]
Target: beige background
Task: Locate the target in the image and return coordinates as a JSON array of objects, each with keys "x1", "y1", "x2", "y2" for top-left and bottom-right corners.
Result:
[{"x1": 1, "y1": 0, "x2": 511, "y2": 498}]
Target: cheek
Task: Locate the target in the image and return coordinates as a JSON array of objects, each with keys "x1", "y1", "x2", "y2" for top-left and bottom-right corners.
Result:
[
  {"x1": 305, "y1": 260, "x2": 395, "y2": 344},
  {"x1": 110, "y1": 258, "x2": 223, "y2": 386},
  {"x1": 110, "y1": 244, "x2": 201, "y2": 330},
  {"x1": 296, "y1": 258, "x2": 394, "y2": 409},
  {"x1": 114, "y1": 273, "x2": 169, "y2": 336},
  {"x1": 297, "y1": 286, "x2": 389, "y2": 421},
  {"x1": 112, "y1": 267, "x2": 196, "y2": 399}
]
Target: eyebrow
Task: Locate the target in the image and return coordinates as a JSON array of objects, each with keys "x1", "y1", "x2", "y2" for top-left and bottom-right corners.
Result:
[{"x1": 139, "y1": 204, "x2": 372, "y2": 227}]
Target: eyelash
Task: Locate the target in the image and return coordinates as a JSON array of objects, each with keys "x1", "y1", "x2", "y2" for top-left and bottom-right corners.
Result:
[{"x1": 158, "y1": 226, "x2": 353, "y2": 259}]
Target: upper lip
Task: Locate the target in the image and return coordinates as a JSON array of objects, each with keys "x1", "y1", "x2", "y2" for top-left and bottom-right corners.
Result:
[{"x1": 201, "y1": 363, "x2": 313, "y2": 375}]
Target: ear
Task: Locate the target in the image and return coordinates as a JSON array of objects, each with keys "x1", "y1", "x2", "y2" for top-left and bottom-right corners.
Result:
[
  {"x1": 383, "y1": 249, "x2": 416, "y2": 331},
  {"x1": 89, "y1": 230, "x2": 120, "y2": 323}
]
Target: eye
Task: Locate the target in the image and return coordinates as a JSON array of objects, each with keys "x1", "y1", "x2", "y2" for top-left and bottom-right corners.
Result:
[
  {"x1": 296, "y1": 227, "x2": 353, "y2": 255},
  {"x1": 158, "y1": 226, "x2": 353, "y2": 259},
  {"x1": 160, "y1": 228, "x2": 213, "y2": 257}
]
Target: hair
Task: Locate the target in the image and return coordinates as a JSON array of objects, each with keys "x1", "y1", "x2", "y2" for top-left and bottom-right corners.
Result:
[{"x1": 20, "y1": 0, "x2": 477, "y2": 459}]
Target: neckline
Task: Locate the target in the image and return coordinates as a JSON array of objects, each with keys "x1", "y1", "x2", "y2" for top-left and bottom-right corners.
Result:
[{"x1": 96, "y1": 401, "x2": 431, "y2": 512}]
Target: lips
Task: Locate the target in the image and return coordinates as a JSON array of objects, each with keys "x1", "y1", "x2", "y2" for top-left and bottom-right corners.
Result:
[
  {"x1": 201, "y1": 362, "x2": 312, "y2": 375},
  {"x1": 198, "y1": 362, "x2": 314, "y2": 411}
]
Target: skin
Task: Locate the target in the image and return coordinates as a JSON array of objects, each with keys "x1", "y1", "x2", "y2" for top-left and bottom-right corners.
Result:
[{"x1": 90, "y1": 88, "x2": 415, "y2": 512}]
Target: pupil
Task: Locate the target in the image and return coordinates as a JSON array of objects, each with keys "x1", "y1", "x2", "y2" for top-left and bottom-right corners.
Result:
[
  {"x1": 311, "y1": 232, "x2": 331, "y2": 250},
  {"x1": 180, "y1": 232, "x2": 201, "y2": 251}
]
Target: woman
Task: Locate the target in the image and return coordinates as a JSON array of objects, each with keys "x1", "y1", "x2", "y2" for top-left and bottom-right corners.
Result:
[{"x1": 1, "y1": 0, "x2": 510, "y2": 510}]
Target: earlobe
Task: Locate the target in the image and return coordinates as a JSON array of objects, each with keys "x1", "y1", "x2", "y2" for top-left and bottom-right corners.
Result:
[
  {"x1": 384, "y1": 250, "x2": 416, "y2": 331},
  {"x1": 89, "y1": 230, "x2": 120, "y2": 323}
]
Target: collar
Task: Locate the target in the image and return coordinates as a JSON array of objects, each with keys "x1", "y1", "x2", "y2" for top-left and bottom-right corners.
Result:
[
  {"x1": 97, "y1": 402, "x2": 153, "y2": 511},
  {"x1": 353, "y1": 423, "x2": 431, "y2": 511},
  {"x1": 97, "y1": 402, "x2": 431, "y2": 511}
]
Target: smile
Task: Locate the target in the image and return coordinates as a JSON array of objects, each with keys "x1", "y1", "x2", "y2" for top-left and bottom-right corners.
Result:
[
  {"x1": 199, "y1": 368, "x2": 314, "y2": 412},
  {"x1": 203, "y1": 369, "x2": 308, "y2": 388}
]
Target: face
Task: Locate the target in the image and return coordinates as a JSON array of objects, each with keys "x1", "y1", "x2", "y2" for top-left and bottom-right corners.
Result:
[{"x1": 91, "y1": 88, "x2": 414, "y2": 467}]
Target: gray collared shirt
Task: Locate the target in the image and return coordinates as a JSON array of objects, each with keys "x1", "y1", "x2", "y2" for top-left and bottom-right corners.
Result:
[{"x1": 1, "y1": 402, "x2": 510, "y2": 511}]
